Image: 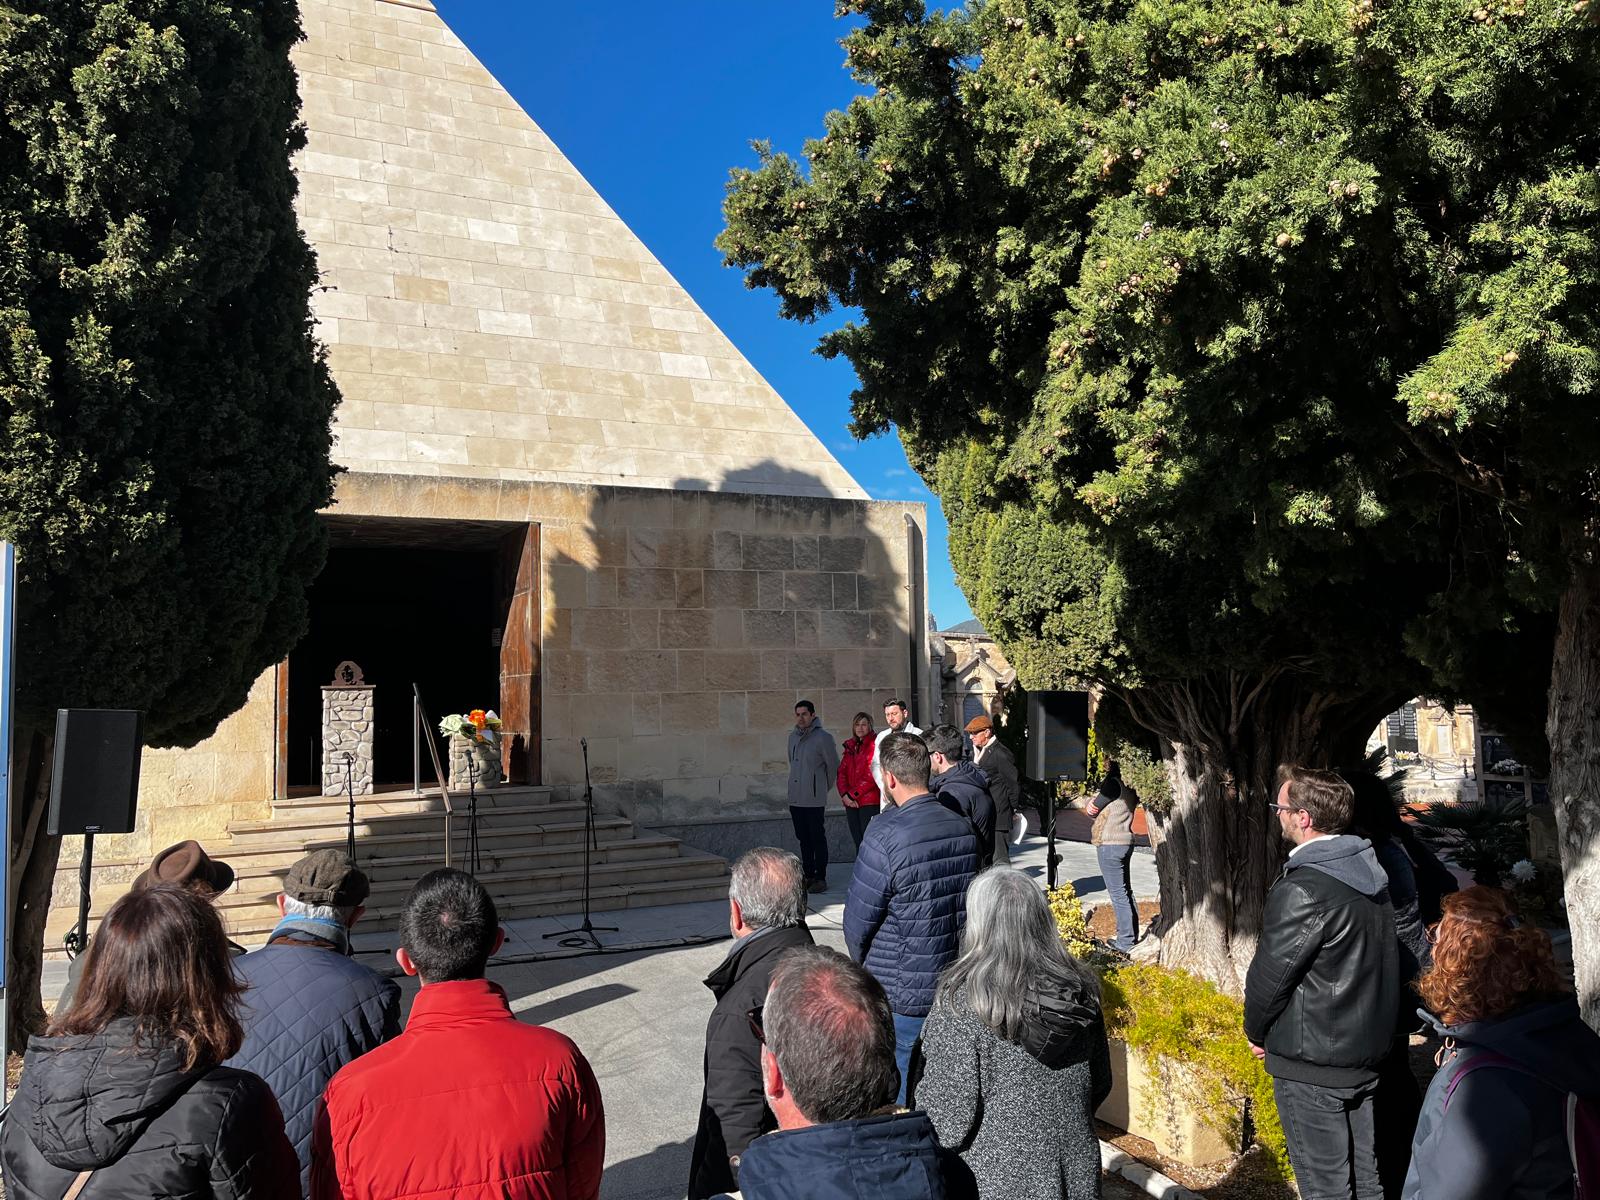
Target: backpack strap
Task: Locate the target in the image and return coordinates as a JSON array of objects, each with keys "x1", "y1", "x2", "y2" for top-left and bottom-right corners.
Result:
[
  {"x1": 1443, "y1": 1048, "x2": 1526, "y2": 1109},
  {"x1": 1445, "y1": 1049, "x2": 1589, "y2": 1196},
  {"x1": 62, "y1": 1170, "x2": 94, "y2": 1200}
]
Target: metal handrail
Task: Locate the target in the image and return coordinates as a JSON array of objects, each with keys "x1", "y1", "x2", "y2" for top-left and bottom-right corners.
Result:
[{"x1": 412, "y1": 684, "x2": 454, "y2": 868}]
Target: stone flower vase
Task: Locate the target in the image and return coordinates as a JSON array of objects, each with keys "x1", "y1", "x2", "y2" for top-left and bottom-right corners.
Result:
[{"x1": 448, "y1": 733, "x2": 502, "y2": 791}]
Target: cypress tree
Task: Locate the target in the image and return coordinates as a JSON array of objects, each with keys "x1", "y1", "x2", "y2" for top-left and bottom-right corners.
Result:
[
  {"x1": 0, "y1": 0, "x2": 338, "y2": 1041},
  {"x1": 719, "y1": 0, "x2": 1598, "y2": 992}
]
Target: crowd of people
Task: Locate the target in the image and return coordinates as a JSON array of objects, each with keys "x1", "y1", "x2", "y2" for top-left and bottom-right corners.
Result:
[
  {"x1": 1, "y1": 736, "x2": 1595, "y2": 1200},
  {"x1": 1, "y1": 853, "x2": 602, "y2": 1200},
  {"x1": 1245, "y1": 767, "x2": 1599, "y2": 1200}
]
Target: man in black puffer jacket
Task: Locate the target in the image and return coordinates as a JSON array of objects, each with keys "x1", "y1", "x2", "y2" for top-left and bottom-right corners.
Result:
[
  {"x1": 688, "y1": 848, "x2": 814, "y2": 1199},
  {"x1": 925, "y1": 724, "x2": 996, "y2": 869},
  {"x1": 844, "y1": 733, "x2": 980, "y2": 1105},
  {"x1": 1246, "y1": 766, "x2": 1399, "y2": 1200}
]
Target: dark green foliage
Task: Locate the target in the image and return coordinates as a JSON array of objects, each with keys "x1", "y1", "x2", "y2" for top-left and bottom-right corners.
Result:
[
  {"x1": 0, "y1": 0, "x2": 338, "y2": 744},
  {"x1": 1410, "y1": 791, "x2": 1531, "y2": 887},
  {"x1": 718, "y1": 0, "x2": 1597, "y2": 720},
  {"x1": 721, "y1": 0, "x2": 1597, "y2": 986}
]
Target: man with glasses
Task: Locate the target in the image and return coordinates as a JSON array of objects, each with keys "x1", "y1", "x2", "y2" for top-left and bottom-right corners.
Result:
[{"x1": 1244, "y1": 766, "x2": 1400, "y2": 1200}]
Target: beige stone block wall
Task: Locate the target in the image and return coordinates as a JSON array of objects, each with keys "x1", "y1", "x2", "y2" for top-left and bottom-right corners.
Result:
[
  {"x1": 51, "y1": 671, "x2": 277, "y2": 910},
  {"x1": 48, "y1": 471, "x2": 926, "y2": 917},
  {"x1": 334, "y1": 472, "x2": 928, "y2": 825},
  {"x1": 292, "y1": 0, "x2": 865, "y2": 501}
]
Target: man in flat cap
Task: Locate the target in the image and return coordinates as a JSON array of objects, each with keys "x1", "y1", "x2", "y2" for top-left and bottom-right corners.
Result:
[
  {"x1": 966, "y1": 715, "x2": 1021, "y2": 863},
  {"x1": 228, "y1": 849, "x2": 401, "y2": 1198},
  {"x1": 56, "y1": 839, "x2": 240, "y2": 1010}
]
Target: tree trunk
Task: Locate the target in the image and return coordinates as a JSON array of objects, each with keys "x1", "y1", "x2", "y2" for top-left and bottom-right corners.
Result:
[
  {"x1": 1546, "y1": 550, "x2": 1600, "y2": 1031},
  {"x1": 7, "y1": 726, "x2": 61, "y2": 1052},
  {"x1": 1122, "y1": 673, "x2": 1399, "y2": 994}
]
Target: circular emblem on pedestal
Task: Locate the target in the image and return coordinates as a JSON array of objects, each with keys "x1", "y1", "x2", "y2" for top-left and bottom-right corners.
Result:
[{"x1": 331, "y1": 660, "x2": 366, "y2": 686}]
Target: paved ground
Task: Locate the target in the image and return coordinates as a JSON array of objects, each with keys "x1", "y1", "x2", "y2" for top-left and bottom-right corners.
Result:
[{"x1": 42, "y1": 828, "x2": 1159, "y2": 1200}]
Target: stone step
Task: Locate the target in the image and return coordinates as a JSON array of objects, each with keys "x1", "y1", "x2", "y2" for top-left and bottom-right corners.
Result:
[
  {"x1": 221, "y1": 837, "x2": 701, "y2": 905},
  {"x1": 271, "y1": 784, "x2": 552, "y2": 821},
  {"x1": 226, "y1": 802, "x2": 623, "y2": 848},
  {"x1": 46, "y1": 851, "x2": 730, "y2": 947},
  {"x1": 50, "y1": 834, "x2": 697, "y2": 922},
  {"x1": 47, "y1": 816, "x2": 640, "y2": 928},
  {"x1": 218, "y1": 850, "x2": 728, "y2": 928}
]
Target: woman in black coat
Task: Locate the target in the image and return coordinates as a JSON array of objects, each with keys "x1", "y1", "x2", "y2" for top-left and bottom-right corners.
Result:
[{"x1": 2, "y1": 883, "x2": 298, "y2": 1199}]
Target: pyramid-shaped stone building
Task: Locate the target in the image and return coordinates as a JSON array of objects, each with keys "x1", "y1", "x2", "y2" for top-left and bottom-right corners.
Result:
[{"x1": 52, "y1": 0, "x2": 931, "y2": 931}]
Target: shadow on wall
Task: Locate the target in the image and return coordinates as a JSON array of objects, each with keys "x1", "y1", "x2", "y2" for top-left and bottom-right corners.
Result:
[{"x1": 539, "y1": 461, "x2": 921, "y2": 863}]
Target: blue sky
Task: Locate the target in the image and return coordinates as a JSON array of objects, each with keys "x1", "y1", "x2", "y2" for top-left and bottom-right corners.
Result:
[{"x1": 435, "y1": 2, "x2": 976, "y2": 630}]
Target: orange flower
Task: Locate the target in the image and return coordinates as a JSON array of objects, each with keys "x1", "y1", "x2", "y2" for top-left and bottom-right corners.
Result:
[{"x1": 469, "y1": 709, "x2": 487, "y2": 729}]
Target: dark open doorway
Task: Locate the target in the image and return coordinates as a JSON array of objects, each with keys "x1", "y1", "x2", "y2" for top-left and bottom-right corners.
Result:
[{"x1": 286, "y1": 545, "x2": 501, "y2": 792}]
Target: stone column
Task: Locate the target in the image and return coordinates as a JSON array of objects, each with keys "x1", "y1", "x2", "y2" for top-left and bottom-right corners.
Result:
[{"x1": 322, "y1": 661, "x2": 374, "y2": 796}]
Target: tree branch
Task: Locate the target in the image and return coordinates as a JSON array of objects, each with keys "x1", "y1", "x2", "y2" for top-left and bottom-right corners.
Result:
[{"x1": 1391, "y1": 418, "x2": 1528, "y2": 506}]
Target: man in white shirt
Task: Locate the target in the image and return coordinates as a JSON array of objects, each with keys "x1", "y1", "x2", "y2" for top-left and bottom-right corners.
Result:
[{"x1": 870, "y1": 698, "x2": 922, "y2": 798}]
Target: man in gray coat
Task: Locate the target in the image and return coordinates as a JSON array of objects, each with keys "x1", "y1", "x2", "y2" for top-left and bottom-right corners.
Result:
[{"x1": 787, "y1": 699, "x2": 840, "y2": 892}]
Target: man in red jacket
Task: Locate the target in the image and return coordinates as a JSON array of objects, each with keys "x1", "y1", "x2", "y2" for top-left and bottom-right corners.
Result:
[{"x1": 312, "y1": 869, "x2": 605, "y2": 1200}]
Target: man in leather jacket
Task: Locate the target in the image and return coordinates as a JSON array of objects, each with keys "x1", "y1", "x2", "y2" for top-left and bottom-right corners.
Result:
[{"x1": 1245, "y1": 766, "x2": 1399, "y2": 1200}]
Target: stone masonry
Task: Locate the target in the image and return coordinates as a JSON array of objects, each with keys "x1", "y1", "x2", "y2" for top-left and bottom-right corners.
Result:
[
  {"x1": 294, "y1": 0, "x2": 864, "y2": 500},
  {"x1": 332, "y1": 473, "x2": 929, "y2": 828},
  {"x1": 322, "y1": 683, "x2": 376, "y2": 796}
]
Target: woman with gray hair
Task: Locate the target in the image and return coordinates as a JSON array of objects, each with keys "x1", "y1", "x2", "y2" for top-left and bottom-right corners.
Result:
[{"x1": 911, "y1": 867, "x2": 1111, "y2": 1199}]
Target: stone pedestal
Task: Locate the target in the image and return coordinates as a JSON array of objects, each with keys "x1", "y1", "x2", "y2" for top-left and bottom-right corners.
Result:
[
  {"x1": 322, "y1": 684, "x2": 375, "y2": 797},
  {"x1": 449, "y1": 733, "x2": 502, "y2": 791}
]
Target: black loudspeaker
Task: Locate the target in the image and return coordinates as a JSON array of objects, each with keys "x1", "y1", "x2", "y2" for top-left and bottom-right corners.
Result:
[
  {"x1": 48, "y1": 709, "x2": 143, "y2": 835},
  {"x1": 1026, "y1": 691, "x2": 1090, "y2": 781}
]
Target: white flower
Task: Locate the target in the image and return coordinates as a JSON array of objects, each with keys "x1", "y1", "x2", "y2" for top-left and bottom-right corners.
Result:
[{"x1": 1509, "y1": 859, "x2": 1537, "y2": 883}]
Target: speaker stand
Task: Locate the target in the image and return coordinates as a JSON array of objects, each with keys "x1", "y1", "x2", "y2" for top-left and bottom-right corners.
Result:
[
  {"x1": 66, "y1": 825, "x2": 101, "y2": 959},
  {"x1": 1043, "y1": 786, "x2": 1065, "y2": 891}
]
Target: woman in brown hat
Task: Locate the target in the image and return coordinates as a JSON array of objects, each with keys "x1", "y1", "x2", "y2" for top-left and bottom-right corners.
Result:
[{"x1": 56, "y1": 840, "x2": 239, "y2": 1010}]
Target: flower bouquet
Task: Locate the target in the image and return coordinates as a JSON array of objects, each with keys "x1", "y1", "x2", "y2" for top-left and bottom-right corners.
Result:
[{"x1": 440, "y1": 708, "x2": 503, "y2": 789}]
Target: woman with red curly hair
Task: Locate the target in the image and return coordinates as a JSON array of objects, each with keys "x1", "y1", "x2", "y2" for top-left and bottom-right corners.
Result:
[{"x1": 1402, "y1": 886, "x2": 1600, "y2": 1199}]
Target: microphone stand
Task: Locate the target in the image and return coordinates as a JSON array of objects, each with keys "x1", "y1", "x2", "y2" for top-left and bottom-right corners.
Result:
[
  {"x1": 466, "y1": 755, "x2": 481, "y2": 876},
  {"x1": 344, "y1": 752, "x2": 357, "y2": 868},
  {"x1": 545, "y1": 736, "x2": 615, "y2": 949}
]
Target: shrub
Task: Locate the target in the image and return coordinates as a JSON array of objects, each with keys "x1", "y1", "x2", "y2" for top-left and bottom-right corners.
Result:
[
  {"x1": 1411, "y1": 793, "x2": 1530, "y2": 886},
  {"x1": 1046, "y1": 882, "x2": 1096, "y2": 961},
  {"x1": 1098, "y1": 963, "x2": 1290, "y2": 1179},
  {"x1": 1047, "y1": 882, "x2": 1289, "y2": 1177}
]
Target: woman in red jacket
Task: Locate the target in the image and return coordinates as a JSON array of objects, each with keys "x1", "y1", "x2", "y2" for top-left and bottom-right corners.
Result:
[{"x1": 837, "y1": 711, "x2": 882, "y2": 850}]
